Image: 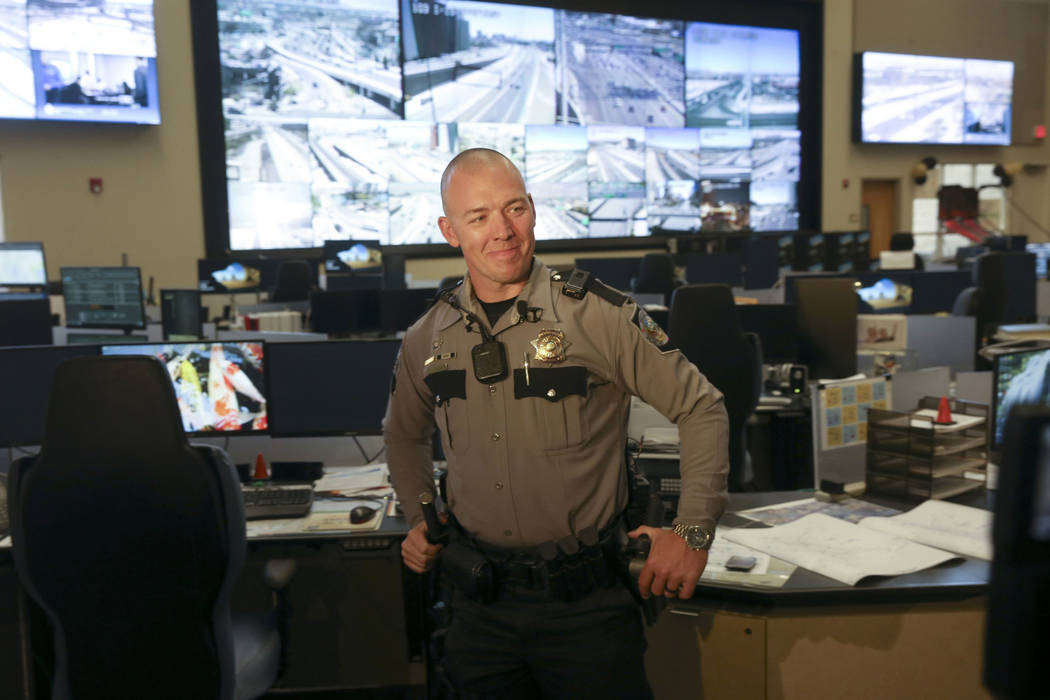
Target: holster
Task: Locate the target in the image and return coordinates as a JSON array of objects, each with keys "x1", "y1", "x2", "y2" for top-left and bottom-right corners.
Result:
[{"x1": 442, "y1": 539, "x2": 497, "y2": 604}]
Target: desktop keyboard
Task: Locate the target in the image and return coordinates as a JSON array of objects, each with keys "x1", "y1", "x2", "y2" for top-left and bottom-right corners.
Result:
[{"x1": 242, "y1": 483, "x2": 314, "y2": 520}]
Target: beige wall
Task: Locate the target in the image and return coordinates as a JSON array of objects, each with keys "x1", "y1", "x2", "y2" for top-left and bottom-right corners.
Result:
[
  {"x1": 823, "y1": 0, "x2": 1050, "y2": 239},
  {"x1": 1, "y1": 1, "x2": 1048, "y2": 290}
]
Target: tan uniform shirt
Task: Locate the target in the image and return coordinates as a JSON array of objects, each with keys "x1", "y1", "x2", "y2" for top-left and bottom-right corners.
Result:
[{"x1": 383, "y1": 259, "x2": 728, "y2": 546}]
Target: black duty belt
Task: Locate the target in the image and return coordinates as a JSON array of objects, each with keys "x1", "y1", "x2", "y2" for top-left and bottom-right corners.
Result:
[{"x1": 446, "y1": 518, "x2": 625, "y2": 603}]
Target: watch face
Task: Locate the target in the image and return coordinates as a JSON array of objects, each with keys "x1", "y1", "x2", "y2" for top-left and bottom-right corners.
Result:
[{"x1": 684, "y1": 526, "x2": 712, "y2": 550}]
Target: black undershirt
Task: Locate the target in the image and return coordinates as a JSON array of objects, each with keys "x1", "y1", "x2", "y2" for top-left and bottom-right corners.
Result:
[{"x1": 479, "y1": 297, "x2": 517, "y2": 328}]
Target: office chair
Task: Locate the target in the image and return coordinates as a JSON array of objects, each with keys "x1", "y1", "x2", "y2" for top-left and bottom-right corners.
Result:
[
  {"x1": 952, "y1": 251, "x2": 1037, "y2": 368},
  {"x1": 888, "y1": 232, "x2": 924, "y2": 270},
  {"x1": 631, "y1": 252, "x2": 683, "y2": 305},
  {"x1": 270, "y1": 259, "x2": 315, "y2": 303},
  {"x1": 9, "y1": 355, "x2": 293, "y2": 700},
  {"x1": 668, "y1": 284, "x2": 763, "y2": 491}
]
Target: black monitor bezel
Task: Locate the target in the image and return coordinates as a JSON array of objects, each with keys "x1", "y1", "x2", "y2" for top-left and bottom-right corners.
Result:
[
  {"x1": 98, "y1": 339, "x2": 270, "y2": 437},
  {"x1": 264, "y1": 337, "x2": 402, "y2": 438},
  {"x1": 0, "y1": 241, "x2": 48, "y2": 288},
  {"x1": 60, "y1": 265, "x2": 147, "y2": 330}
]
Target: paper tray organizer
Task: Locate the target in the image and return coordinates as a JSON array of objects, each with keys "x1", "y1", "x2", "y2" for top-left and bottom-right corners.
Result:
[{"x1": 866, "y1": 396, "x2": 988, "y2": 501}]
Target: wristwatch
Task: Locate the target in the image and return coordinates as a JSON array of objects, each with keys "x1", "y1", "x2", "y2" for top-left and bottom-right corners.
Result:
[{"x1": 672, "y1": 523, "x2": 714, "y2": 551}]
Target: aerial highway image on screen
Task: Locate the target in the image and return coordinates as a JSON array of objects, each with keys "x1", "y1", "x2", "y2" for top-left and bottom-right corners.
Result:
[
  {"x1": 962, "y1": 58, "x2": 1013, "y2": 144},
  {"x1": 404, "y1": 0, "x2": 555, "y2": 124},
  {"x1": 750, "y1": 129, "x2": 800, "y2": 181},
  {"x1": 587, "y1": 125, "x2": 645, "y2": 183},
  {"x1": 750, "y1": 180, "x2": 798, "y2": 232},
  {"x1": 698, "y1": 127, "x2": 751, "y2": 179},
  {"x1": 685, "y1": 22, "x2": 799, "y2": 129},
  {"x1": 588, "y1": 183, "x2": 646, "y2": 238},
  {"x1": 557, "y1": 10, "x2": 684, "y2": 128},
  {"x1": 218, "y1": 0, "x2": 401, "y2": 121},
  {"x1": 646, "y1": 179, "x2": 701, "y2": 233},
  {"x1": 645, "y1": 128, "x2": 701, "y2": 183},
  {"x1": 860, "y1": 52, "x2": 966, "y2": 144},
  {"x1": 0, "y1": 1, "x2": 34, "y2": 118}
]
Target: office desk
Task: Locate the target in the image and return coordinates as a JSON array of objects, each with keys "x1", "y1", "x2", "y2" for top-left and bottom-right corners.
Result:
[
  {"x1": 643, "y1": 491, "x2": 992, "y2": 700},
  {"x1": 236, "y1": 515, "x2": 426, "y2": 693},
  {"x1": 0, "y1": 509, "x2": 424, "y2": 698}
]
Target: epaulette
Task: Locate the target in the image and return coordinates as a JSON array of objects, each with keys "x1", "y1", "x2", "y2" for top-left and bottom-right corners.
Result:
[{"x1": 554, "y1": 268, "x2": 628, "y2": 307}]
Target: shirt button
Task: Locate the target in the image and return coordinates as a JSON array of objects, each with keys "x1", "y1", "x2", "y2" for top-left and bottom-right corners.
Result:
[
  {"x1": 547, "y1": 389, "x2": 556, "y2": 398},
  {"x1": 495, "y1": 482, "x2": 503, "y2": 489},
  {"x1": 489, "y1": 385, "x2": 496, "y2": 394},
  {"x1": 491, "y1": 432, "x2": 502, "y2": 441},
  {"x1": 504, "y1": 530, "x2": 513, "y2": 537}
]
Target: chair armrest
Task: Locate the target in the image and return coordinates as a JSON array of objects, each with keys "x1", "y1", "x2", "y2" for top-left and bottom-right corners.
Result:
[{"x1": 263, "y1": 558, "x2": 298, "y2": 591}]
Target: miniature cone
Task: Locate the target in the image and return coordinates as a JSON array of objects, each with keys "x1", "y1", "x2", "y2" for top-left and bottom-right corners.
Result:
[
  {"x1": 253, "y1": 452, "x2": 269, "y2": 480},
  {"x1": 934, "y1": 396, "x2": 953, "y2": 424}
]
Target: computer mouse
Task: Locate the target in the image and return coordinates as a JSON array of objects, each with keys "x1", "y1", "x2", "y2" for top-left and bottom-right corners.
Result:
[{"x1": 350, "y1": 505, "x2": 378, "y2": 524}]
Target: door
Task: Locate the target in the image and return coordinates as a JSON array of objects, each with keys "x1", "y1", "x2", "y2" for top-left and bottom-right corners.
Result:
[{"x1": 861, "y1": 179, "x2": 898, "y2": 258}]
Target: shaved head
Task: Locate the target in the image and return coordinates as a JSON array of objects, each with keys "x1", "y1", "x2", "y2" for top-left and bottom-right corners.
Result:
[{"x1": 440, "y1": 148, "x2": 524, "y2": 215}]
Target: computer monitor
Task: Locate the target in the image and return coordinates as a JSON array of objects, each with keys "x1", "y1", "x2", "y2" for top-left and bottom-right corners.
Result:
[
  {"x1": 197, "y1": 258, "x2": 283, "y2": 294},
  {"x1": 380, "y1": 288, "x2": 438, "y2": 335},
  {"x1": 0, "y1": 344, "x2": 100, "y2": 446},
  {"x1": 100, "y1": 341, "x2": 268, "y2": 435},
  {"x1": 743, "y1": 236, "x2": 780, "y2": 289},
  {"x1": 573, "y1": 257, "x2": 642, "y2": 292},
  {"x1": 683, "y1": 252, "x2": 743, "y2": 286},
  {"x1": 793, "y1": 277, "x2": 857, "y2": 380},
  {"x1": 266, "y1": 339, "x2": 401, "y2": 437},
  {"x1": 60, "y1": 266, "x2": 146, "y2": 331},
  {"x1": 0, "y1": 293, "x2": 53, "y2": 346},
  {"x1": 322, "y1": 239, "x2": 383, "y2": 274},
  {"x1": 909, "y1": 270, "x2": 974, "y2": 314},
  {"x1": 309, "y1": 289, "x2": 381, "y2": 335},
  {"x1": 992, "y1": 346, "x2": 1050, "y2": 453},
  {"x1": 160, "y1": 289, "x2": 204, "y2": 341},
  {"x1": 736, "y1": 304, "x2": 799, "y2": 364},
  {"x1": 1026, "y1": 242, "x2": 1050, "y2": 279},
  {"x1": 0, "y1": 242, "x2": 47, "y2": 288}
]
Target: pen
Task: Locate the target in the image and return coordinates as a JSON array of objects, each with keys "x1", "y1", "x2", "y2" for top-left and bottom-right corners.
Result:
[{"x1": 523, "y1": 352, "x2": 530, "y2": 386}]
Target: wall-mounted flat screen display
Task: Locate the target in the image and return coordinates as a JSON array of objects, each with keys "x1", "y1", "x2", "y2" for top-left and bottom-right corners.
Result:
[
  {"x1": 195, "y1": 1, "x2": 810, "y2": 252},
  {"x1": 854, "y1": 51, "x2": 1013, "y2": 145},
  {"x1": 0, "y1": 0, "x2": 161, "y2": 124},
  {"x1": 100, "y1": 341, "x2": 268, "y2": 434}
]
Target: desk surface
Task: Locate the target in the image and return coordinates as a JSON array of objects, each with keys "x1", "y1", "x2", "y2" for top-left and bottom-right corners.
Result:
[{"x1": 689, "y1": 490, "x2": 991, "y2": 607}]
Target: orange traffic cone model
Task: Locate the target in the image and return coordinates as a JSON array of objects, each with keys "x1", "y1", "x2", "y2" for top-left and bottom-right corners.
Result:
[
  {"x1": 934, "y1": 396, "x2": 955, "y2": 425},
  {"x1": 253, "y1": 452, "x2": 269, "y2": 480}
]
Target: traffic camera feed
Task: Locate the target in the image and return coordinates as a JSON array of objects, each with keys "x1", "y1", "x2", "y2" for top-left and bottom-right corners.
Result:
[
  {"x1": 858, "y1": 51, "x2": 1013, "y2": 145},
  {"x1": 215, "y1": 1, "x2": 802, "y2": 249}
]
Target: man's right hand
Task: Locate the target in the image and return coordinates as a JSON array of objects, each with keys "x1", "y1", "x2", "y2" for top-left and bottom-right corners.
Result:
[{"x1": 401, "y1": 521, "x2": 444, "y2": 573}]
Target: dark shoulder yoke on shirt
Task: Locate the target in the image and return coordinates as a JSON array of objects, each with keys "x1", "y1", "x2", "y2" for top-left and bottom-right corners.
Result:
[{"x1": 555, "y1": 268, "x2": 628, "y2": 307}]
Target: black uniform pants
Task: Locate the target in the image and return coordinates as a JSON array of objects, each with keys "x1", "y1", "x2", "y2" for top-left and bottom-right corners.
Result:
[{"x1": 442, "y1": 583, "x2": 653, "y2": 700}]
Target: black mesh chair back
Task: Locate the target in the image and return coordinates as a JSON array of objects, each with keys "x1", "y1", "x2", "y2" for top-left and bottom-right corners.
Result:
[
  {"x1": 668, "y1": 284, "x2": 763, "y2": 490},
  {"x1": 632, "y1": 253, "x2": 681, "y2": 303},
  {"x1": 9, "y1": 355, "x2": 262, "y2": 700}
]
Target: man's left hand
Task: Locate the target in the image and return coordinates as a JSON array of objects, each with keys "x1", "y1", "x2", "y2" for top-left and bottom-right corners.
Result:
[{"x1": 627, "y1": 525, "x2": 708, "y2": 599}]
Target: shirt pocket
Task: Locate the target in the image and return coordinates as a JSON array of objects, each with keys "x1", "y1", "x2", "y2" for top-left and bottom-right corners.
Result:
[
  {"x1": 513, "y1": 366, "x2": 589, "y2": 453},
  {"x1": 424, "y1": 369, "x2": 470, "y2": 453}
]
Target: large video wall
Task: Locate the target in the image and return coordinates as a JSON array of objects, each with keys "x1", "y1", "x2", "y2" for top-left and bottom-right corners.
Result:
[{"x1": 204, "y1": 0, "x2": 806, "y2": 251}]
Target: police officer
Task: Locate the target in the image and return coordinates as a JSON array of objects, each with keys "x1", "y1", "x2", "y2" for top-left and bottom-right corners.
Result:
[{"x1": 383, "y1": 148, "x2": 729, "y2": 699}]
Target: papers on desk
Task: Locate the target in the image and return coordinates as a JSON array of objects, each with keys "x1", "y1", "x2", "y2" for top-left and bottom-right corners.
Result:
[
  {"x1": 720, "y1": 498, "x2": 992, "y2": 585},
  {"x1": 722, "y1": 513, "x2": 961, "y2": 586}
]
